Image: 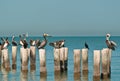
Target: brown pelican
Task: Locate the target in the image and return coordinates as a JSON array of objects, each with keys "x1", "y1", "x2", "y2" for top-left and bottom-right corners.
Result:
[
  {"x1": 12, "y1": 35, "x2": 18, "y2": 46},
  {"x1": 30, "y1": 39, "x2": 36, "y2": 46},
  {"x1": 84, "y1": 42, "x2": 89, "y2": 49},
  {"x1": 1, "y1": 37, "x2": 10, "y2": 50},
  {"x1": 37, "y1": 33, "x2": 51, "y2": 49},
  {"x1": 49, "y1": 40, "x2": 65, "y2": 48},
  {"x1": 35, "y1": 39, "x2": 41, "y2": 48},
  {"x1": 19, "y1": 34, "x2": 28, "y2": 49},
  {"x1": 106, "y1": 34, "x2": 117, "y2": 50}
]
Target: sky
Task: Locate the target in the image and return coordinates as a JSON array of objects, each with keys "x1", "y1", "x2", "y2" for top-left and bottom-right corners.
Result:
[{"x1": 0, "y1": 0, "x2": 120, "y2": 36}]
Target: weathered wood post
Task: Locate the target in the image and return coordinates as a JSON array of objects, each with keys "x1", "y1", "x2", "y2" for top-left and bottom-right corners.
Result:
[
  {"x1": 2, "y1": 49, "x2": 11, "y2": 71},
  {"x1": 39, "y1": 49, "x2": 47, "y2": 76},
  {"x1": 0, "y1": 45, "x2": 2, "y2": 68},
  {"x1": 12, "y1": 46, "x2": 17, "y2": 69},
  {"x1": 21, "y1": 48, "x2": 29, "y2": 72},
  {"x1": 82, "y1": 48, "x2": 88, "y2": 73},
  {"x1": 108, "y1": 49, "x2": 112, "y2": 77},
  {"x1": 64, "y1": 47, "x2": 68, "y2": 71},
  {"x1": 73, "y1": 49, "x2": 81, "y2": 78},
  {"x1": 54, "y1": 48, "x2": 60, "y2": 72},
  {"x1": 60, "y1": 47, "x2": 68, "y2": 72},
  {"x1": 101, "y1": 48, "x2": 109, "y2": 78},
  {"x1": 30, "y1": 46, "x2": 36, "y2": 70},
  {"x1": 60, "y1": 47, "x2": 65, "y2": 72},
  {"x1": 93, "y1": 50, "x2": 100, "y2": 80}
]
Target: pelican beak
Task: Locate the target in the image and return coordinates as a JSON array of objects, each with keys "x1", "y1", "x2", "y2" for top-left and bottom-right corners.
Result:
[{"x1": 44, "y1": 33, "x2": 52, "y2": 37}]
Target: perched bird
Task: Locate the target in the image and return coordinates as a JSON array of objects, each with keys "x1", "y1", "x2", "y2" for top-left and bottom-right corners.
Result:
[
  {"x1": 84, "y1": 42, "x2": 89, "y2": 49},
  {"x1": 30, "y1": 39, "x2": 36, "y2": 46},
  {"x1": 37, "y1": 33, "x2": 51, "y2": 49},
  {"x1": 49, "y1": 40, "x2": 65, "y2": 48},
  {"x1": 35, "y1": 39, "x2": 41, "y2": 48},
  {"x1": 106, "y1": 34, "x2": 117, "y2": 50},
  {"x1": 1, "y1": 37, "x2": 10, "y2": 50},
  {"x1": 12, "y1": 35, "x2": 18, "y2": 46},
  {"x1": 19, "y1": 34, "x2": 28, "y2": 49}
]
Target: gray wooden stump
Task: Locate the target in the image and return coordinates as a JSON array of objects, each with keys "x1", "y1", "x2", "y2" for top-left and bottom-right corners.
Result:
[
  {"x1": 2, "y1": 49, "x2": 11, "y2": 71},
  {"x1": 12, "y1": 46, "x2": 17, "y2": 69},
  {"x1": 93, "y1": 50, "x2": 100, "y2": 80},
  {"x1": 108, "y1": 49, "x2": 112, "y2": 77},
  {"x1": 30, "y1": 46, "x2": 36, "y2": 70},
  {"x1": 101, "y1": 48, "x2": 109, "y2": 78},
  {"x1": 21, "y1": 48, "x2": 29, "y2": 72},
  {"x1": 74, "y1": 49, "x2": 81, "y2": 77},
  {"x1": 82, "y1": 48, "x2": 88, "y2": 73},
  {"x1": 39, "y1": 49, "x2": 47, "y2": 76},
  {"x1": 60, "y1": 47, "x2": 68, "y2": 72},
  {"x1": 0, "y1": 46, "x2": 2, "y2": 67},
  {"x1": 54, "y1": 48, "x2": 60, "y2": 72}
]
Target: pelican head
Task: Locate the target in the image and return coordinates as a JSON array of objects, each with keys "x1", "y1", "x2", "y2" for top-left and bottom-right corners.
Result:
[
  {"x1": 43, "y1": 33, "x2": 49, "y2": 37},
  {"x1": 106, "y1": 33, "x2": 111, "y2": 37},
  {"x1": 106, "y1": 33, "x2": 111, "y2": 40}
]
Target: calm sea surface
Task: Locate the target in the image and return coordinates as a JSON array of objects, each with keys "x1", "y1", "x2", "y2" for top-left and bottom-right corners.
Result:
[{"x1": 0, "y1": 36, "x2": 120, "y2": 81}]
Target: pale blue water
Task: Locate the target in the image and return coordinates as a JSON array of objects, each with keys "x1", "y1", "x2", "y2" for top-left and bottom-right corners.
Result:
[{"x1": 0, "y1": 36, "x2": 120, "y2": 81}]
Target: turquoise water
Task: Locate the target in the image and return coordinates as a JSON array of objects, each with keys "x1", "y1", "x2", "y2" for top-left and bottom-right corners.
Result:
[{"x1": 0, "y1": 36, "x2": 120, "y2": 81}]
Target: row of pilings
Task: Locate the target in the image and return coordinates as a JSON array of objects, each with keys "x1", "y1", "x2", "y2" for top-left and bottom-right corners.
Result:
[{"x1": 0, "y1": 45, "x2": 112, "y2": 80}]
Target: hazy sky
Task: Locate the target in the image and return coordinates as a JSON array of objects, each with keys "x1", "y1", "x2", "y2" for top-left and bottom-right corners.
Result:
[{"x1": 0, "y1": 0, "x2": 120, "y2": 36}]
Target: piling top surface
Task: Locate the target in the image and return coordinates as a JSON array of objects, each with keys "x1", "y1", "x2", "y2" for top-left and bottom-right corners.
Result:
[
  {"x1": 73, "y1": 49, "x2": 80, "y2": 54},
  {"x1": 82, "y1": 48, "x2": 88, "y2": 51},
  {"x1": 94, "y1": 50, "x2": 100, "y2": 53}
]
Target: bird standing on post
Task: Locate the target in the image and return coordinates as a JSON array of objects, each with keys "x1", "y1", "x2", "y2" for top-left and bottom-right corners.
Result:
[
  {"x1": 1, "y1": 37, "x2": 10, "y2": 50},
  {"x1": 49, "y1": 40, "x2": 65, "y2": 49},
  {"x1": 12, "y1": 35, "x2": 18, "y2": 46},
  {"x1": 19, "y1": 34, "x2": 28, "y2": 49},
  {"x1": 37, "y1": 33, "x2": 51, "y2": 49},
  {"x1": 84, "y1": 42, "x2": 89, "y2": 49},
  {"x1": 106, "y1": 34, "x2": 117, "y2": 50}
]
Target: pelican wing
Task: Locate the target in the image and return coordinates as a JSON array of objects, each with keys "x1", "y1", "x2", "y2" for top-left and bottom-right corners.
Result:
[{"x1": 110, "y1": 41, "x2": 117, "y2": 47}]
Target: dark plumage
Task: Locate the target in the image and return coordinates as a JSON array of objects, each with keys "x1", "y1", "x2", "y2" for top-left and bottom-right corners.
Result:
[
  {"x1": 1, "y1": 37, "x2": 10, "y2": 50},
  {"x1": 30, "y1": 39, "x2": 36, "y2": 46},
  {"x1": 85, "y1": 42, "x2": 89, "y2": 49},
  {"x1": 106, "y1": 34, "x2": 117, "y2": 50},
  {"x1": 49, "y1": 40, "x2": 65, "y2": 48},
  {"x1": 19, "y1": 34, "x2": 28, "y2": 49},
  {"x1": 37, "y1": 33, "x2": 50, "y2": 49},
  {"x1": 12, "y1": 36, "x2": 18, "y2": 46},
  {"x1": 35, "y1": 39, "x2": 41, "y2": 48}
]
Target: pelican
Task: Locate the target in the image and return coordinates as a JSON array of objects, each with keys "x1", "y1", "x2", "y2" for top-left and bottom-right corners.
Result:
[
  {"x1": 37, "y1": 33, "x2": 51, "y2": 49},
  {"x1": 49, "y1": 40, "x2": 65, "y2": 48},
  {"x1": 30, "y1": 39, "x2": 36, "y2": 46},
  {"x1": 106, "y1": 34, "x2": 117, "y2": 50},
  {"x1": 19, "y1": 34, "x2": 28, "y2": 49},
  {"x1": 35, "y1": 39, "x2": 41, "y2": 48},
  {"x1": 1, "y1": 37, "x2": 10, "y2": 50},
  {"x1": 12, "y1": 35, "x2": 18, "y2": 46},
  {"x1": 84, "y1": 42, "x2": 89, "y2": 49}
]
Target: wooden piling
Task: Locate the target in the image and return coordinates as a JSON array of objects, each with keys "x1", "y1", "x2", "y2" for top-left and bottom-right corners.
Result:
[
  {"x1": 107, "y1": 49, "x2": 112, "y2": 77},
  {"x1": 73, "y1": 49, "x2": 81, "y2": 76},
  {"x1": 60, "y1": 47, "x2": 68, "y2": 72},
  {"x1": 64, "y1": 47, "x2": 68, "y2": 71},
  {"x1": 12, "y1": 46, "x2": 17, "y2": 69},
  {"x1": 93, "y1": 50, "x2": 100, "y2": 80},
  {"x1": 2, "y1": 49, "x2": 11, "y2": 71},
  {"x1": 54, "y1": 48, "x2": 60, "y2": 71},
  {"x1": 21, "y1": 48, "x2": 29, "y2": 72},
  {"x1": 101, "y1": 48, "x2": 109, "y2": 78},
  {"x1": 0, "y1": 46, "x2": 2, "y2": 67},
  {"x1": 39, "y1": 49, "x2": 47, "y2": 76},
  {"x1": 82, "y1": 48, "x2": 88, "y2": 73},
  {"x1": 30, "y1": 46, "x2": 36, "y2": 70}
]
